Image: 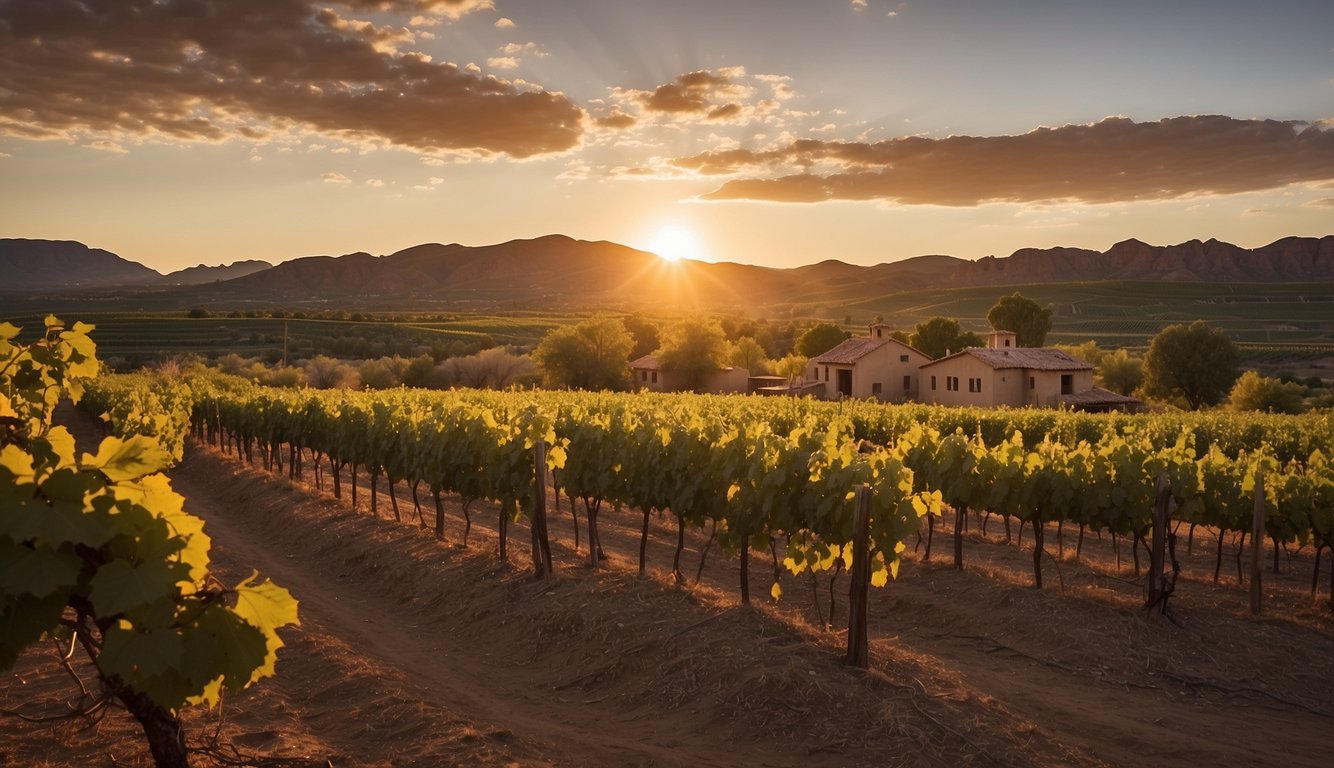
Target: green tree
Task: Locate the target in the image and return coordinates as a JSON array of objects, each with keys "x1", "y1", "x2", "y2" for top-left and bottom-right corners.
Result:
[
  {"x1": 987, "y1": 292, "x2": 1053, "y2": 347},
  {"x1": 1143, "y1": 321, "x2": 1239, "y2": 409},
  {"x1": 773, "y1": 353, "x2": 809, "y2": 384},
  {"x1": 909, "y1": 317, "x2": 983, "y2": 360},
  {"x1": 0, "y1": 318, "x2": 297, "y2": 767},
  {"x1": 727, "y1": 336, "x2": 771, "y2": 375},
  {"x1": 532, "y1": 316, "x2": 635, "y2": 390},
  {"x1": 658, "y1": 317, "x2": 730, "y2": 392},
  {"x1": 1097, "y1": 348, "x2": 1144, "y2": 396},
  {"x1": 621, "y1": 314, "x2": 660, "y2": 360},
  {"x1": 796, "y1": 323, "x2": 850, "y2": 357},
  {"x1": 1229, "y1": 370, "x2": 1304, "y2": 414}
]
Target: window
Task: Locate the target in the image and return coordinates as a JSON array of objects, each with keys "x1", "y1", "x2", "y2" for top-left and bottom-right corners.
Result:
[
  {"x1": 946, "y1": 376, "x2": 959, "y2": 392},
  {"x1": 902, "y1": 375, "x2": 911, "y2": 391},
  {"x1": 1029, "y1": 376, "x2": 1036, "y2": 389},
  {"x1": 930, "y1": 375, "x2": 937, "y2": 391},
  {"x1": 968, "y1": 378, "x2": 982, "y2": 393},
  {"x1": 651, "y1": 371, "x2": 658, "y2": 384},
  {"x1": 872, "y1": 382, "x2": 882, "y2": 396},
  {"x1": 640, "y1": 370, "x2": 648, "y2": 382},
  {"x1": 824, "y1": 366, "x2": 829, "y2": 382},
  {"x1": 899, "y1": 354, "x2": 909, "y2": 362},
  {"x1": 1061, "y1": 374, "x2": 1073, "y2": 395}
]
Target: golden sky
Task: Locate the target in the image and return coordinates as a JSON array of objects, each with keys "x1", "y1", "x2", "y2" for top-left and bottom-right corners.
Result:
[{"x1": 1, "y1": 0, "x2": 1331, "y2": 272}]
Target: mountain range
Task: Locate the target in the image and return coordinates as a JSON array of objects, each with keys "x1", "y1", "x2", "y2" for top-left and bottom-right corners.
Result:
[{"x1": 1, "y1": 235, "x2": 1330, "y2": 309}]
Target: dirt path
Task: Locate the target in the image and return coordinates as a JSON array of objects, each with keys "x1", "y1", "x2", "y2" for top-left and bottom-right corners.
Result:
[{"x1": 4, "y1": 411, "x2": 1333, "y2": 767}]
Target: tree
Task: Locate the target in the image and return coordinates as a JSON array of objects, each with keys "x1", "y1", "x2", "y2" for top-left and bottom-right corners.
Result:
[
  {"x1": 303, "y1": 355, "x2": 357, "y2": 389},
  {"x1": 796, "y1": 323, "x2": 849, "y2": 357},
  {"x1": 0, "y1": 318, "x2": 297, "y2": 767},
  {"x1": 657, "y1": 317, "x2": 729, "y2": 392},
  {"x1": 987, "y1": 292, "x2": 1053, "y2": 347},
  {"x1": 621, "y1": 314, "x2": 660, "y2": 360},
  {"x1": 532, "y1": 316, "x2": 635, "y2": 390},
  {"x1": 1229, "y1": 370, "x2": 1304, "y2": 414},
  {"x1": 909, "y1": 317, "x2": 983, "y2": 360},
  {"x1": 1143, "y1": 321, "x2": 1239, "y2": 409},
  {"x1": 727, "y1": 336, "x2": 771, "y2": 375},
  {"x1": 773, "y1": 353, "x2": 809, "y2": 383},
  {"x1": 1096, "y1": 349, "x2": 1144, "y2": 396}
]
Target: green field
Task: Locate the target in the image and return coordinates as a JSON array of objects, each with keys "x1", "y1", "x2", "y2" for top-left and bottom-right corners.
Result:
[
  {"x1": 3, "y1": 280, "x2": 1331, "y2": 370},
  {"x1": 835, "y1": 280, "x2": 1334, "y2": 348}
]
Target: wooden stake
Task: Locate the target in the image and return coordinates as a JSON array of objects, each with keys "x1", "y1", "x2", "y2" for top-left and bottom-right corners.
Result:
[
  {"x1": 1250, "y1": 473, "x2": 1264, "y2": 616},
  {"x1": 846, "y1": 484, "x2": 871, "y2": 669},
  {"x1": 1145, "y1": 474, "x2": 1172, "y2": 613},
  {"x1": 531, "y1": 440, "x2": 552, "y2": 578}
]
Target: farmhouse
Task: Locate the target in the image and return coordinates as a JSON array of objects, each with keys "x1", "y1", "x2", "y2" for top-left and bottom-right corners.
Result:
[
  {"x1": 629, "y1": 354, "x2": 750, "y2": 394},
  {"x1": 918, "y1": 330, "x2": 1136, "y2": 410},
  {"x1": 809, "y1": 324, "x2": 931, "y2": 402}
]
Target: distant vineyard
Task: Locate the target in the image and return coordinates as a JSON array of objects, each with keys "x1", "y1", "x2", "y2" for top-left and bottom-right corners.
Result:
[{"x1": 84, "y1": 374, "x2": 1334, "y2": 606}]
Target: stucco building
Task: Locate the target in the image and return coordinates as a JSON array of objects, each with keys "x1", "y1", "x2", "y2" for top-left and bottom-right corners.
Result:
[
  {"x1": 809, "y1": 324, "x2": 932, "y2": 402},
  {"x1": 629, "y1": 354, "x2": 750, "y2": 394}
]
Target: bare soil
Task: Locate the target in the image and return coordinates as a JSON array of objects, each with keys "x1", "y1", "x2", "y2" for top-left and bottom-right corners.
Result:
[{"x1": 3, "y1": 409, "x2": 1332, "y2": 767}]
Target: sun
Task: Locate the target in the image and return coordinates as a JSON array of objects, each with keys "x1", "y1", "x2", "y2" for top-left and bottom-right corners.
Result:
[{"x1": 647, "y1": 225, "x2": 701, "y2": 263}]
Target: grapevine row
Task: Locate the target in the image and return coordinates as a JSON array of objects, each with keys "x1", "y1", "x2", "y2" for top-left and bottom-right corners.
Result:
[{"x1": 84, "y1": 374, "x2": 1334, "y2": 603}]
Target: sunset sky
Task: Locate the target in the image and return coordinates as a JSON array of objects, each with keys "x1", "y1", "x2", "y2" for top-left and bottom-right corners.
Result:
[{"x1": 2, "y1": 0, "x2": 1332, "y2": 273}]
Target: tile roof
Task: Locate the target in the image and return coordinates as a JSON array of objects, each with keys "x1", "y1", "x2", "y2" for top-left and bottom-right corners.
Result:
[
  {"x1": 1058, "y1": 387, "x2": 1141, "y2": 407},
  {"x1": 629, "y1": 354, "x2": 660, "y2": 370},
  {"x1": 921, "y1": 347, "x2": 1092, "y2": 371},
  {"x1": 812, "y1": 337, "x2": 888, "y2": 364}
]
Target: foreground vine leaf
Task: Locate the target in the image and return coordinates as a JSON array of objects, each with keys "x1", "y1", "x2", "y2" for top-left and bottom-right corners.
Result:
[{"x1": 0, "y1": 317, "x2": 299, "y2": 768}]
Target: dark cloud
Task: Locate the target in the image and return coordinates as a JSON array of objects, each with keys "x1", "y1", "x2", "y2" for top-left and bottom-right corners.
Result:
[
  {"x1": 0, "y1": 0, "x2": 584, "y2": 158},
  {"x1": 675, "y1": 116, "x2": 1334, "y2": 205}
]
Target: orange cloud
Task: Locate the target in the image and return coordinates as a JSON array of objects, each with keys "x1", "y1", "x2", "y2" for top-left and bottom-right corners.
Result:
[
  {"x1": 678, "y1": 116, "x2": 1334, "y2": 205},
  {"x1": 0, "y1": 0, "x2": 583, "y2": 158}
]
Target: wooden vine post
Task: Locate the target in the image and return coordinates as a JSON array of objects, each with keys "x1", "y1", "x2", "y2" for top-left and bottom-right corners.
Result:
[
  {"x1": 846, "y1": 484, "x2": 872, "y2": 669},
  {"x1": 1144, "y1": 474, "x2": 1172, "y2": 613},
  {"x1": 531, "y1": 440, "x2": 553, "y2": 579},
  {"x1": 1250, "y1": 472, "x2": 1265, "y2": 616}
]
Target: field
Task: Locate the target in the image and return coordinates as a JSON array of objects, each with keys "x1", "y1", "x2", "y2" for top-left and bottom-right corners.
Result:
[
  {"x1": 3, "y1": 279, "x2": 1332, "y2": 377},
  {"x1": 3, "y1": 405, "x2": 1331, "y2": 767}
]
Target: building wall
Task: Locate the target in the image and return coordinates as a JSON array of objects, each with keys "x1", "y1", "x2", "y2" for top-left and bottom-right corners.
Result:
[
  {"x1": 633, "y1": 366, "x2": 749, "y2": 394},
  {"x1": 631, "y1": 366, "x2": 664, "y2": 392},
  {"x1": 810, "y1": 342, "x2": 930, "y2": 402},
  {"x1": 700, "y1": 367, "x2": 750, "y2": 395},
  {"x1": 920, "y1": 355, "x2": 1009, "y2": 407},
  {"x1": 1030, "y1": 369, "x2": 1094, "y2": 407},
  {"x1": 920, "y1": 357, "x2": 1094, "y2": 408}
]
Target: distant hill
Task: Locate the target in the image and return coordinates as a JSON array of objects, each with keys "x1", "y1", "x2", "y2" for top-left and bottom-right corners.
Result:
[
  {"x1": 162, "y1": 260, "x2": 272, "y2": 285},
  {"x1": 0, "y1": 239, "x2": 272, "y2": 291},
  {"x1": 1, "y1": 235, "x2": 1330, "y2": 308},
  {"x1": 958, "y1": 236, "x2": 1334, "y2": 284},
  {"x1": 0, "y1": 239, "x2": 160, "y2": 289}
]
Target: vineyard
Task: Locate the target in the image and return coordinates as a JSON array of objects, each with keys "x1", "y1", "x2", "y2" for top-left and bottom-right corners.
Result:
[
  {"x1": 83, "y1": 372, "x2": 1334, "y2": 613},
  {"x1": 6, "y1": 359, "x2": 1332, "y2": 766}
]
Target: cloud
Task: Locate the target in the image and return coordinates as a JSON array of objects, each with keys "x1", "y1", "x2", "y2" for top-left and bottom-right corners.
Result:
[
  {"x1": 322, "y1": 172, "x2": 352, "y2": 184},
  {"x1": 677, "y1": 116, "x2": 1334, "y2": 206},
  {"x1": 851, "y1": 0, "x2": 867, "y2": 9},
  {"x1": 494, "y1": 17, "x2": 515, "y2": 28},
  {"x1": 593, "y1": 109, "x2": 637, "y2": 130},
  {"x1": 1306, "y1": 197, "x2": 1334, "y2": 208},
  {"x1": 635, "y1": 67, "x2": 752, "y2": 115},
  {"x1": 365, "y1": 178, "x2": 385, "y2": 187},
  {"x1": 0, "y1": 0, "x2": 583, "y2": 159},
  {"x1": 85, "y1": 139, "x2": 128, "y2": 153},
  {"x1": 487, "y1": 57, "x2": 520, "y2": 70}
]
